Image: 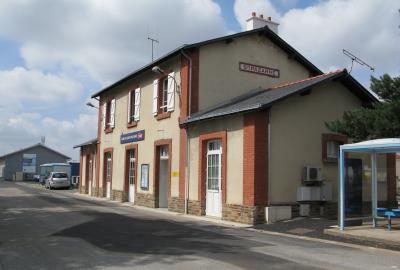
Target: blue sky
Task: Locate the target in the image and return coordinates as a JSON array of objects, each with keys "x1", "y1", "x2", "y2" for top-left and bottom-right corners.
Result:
[{"x1": 0, "y1": 0, "x2": 398, "y2": 159}]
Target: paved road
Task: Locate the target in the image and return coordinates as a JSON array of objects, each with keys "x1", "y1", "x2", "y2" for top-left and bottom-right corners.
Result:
[{"x1": 1, "y1": 181, "x2": 400, "y2": 270}]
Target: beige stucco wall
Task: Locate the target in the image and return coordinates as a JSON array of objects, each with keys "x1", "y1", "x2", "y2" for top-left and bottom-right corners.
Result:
[
  {"x1": 269, "y1": 81, "x2": 363, "y2": 204},
  {"x1": 187, "y1": 115, "x2": 244, "y2": 205},
  {"x1": 198, "y1": 34, "x2": 311, "y2": 111},
  {"x1": 98, "y1": 56, "x2": 182, "y2": 197}
]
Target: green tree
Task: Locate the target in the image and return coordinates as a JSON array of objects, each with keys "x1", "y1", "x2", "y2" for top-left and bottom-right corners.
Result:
[{"x1": 326, "y1": 74, "x2": 400, "y2": 141}]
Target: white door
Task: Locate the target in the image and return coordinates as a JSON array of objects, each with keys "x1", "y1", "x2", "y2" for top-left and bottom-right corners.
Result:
[
  {"x1": 206, "y1": 140, "x2": 222, "y2": 217},
  {"x1": 88, "y1": 159, "x2": 93, "y2": 195},
  {"x1": 128, "y1": 150, "x2": 136, "y2": 203},
  {"x1": 106, "y1": 154, "x2": 111, "y2": 199}
]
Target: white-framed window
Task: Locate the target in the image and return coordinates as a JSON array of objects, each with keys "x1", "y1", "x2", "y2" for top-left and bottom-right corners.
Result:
[
  {"x1": 160, "y1": 145, "x2": 169, "y2": 160},
  {"x1": 161, "y1": 77, "x2": 168, "y2": 113},
  {"x1": 327, "y1": 141, "x2": 339, "y2": 159},
  {"x1": 128, "y1": 88, "x2": 141, "y2": 123},
  {"x1": 207, "y1": 140, "x2": 222, "y2": 191},
  {"x1": 103, "y1": 98, "x2": 116, "y2": 130},
  {"x1": 152, "y1": 72, "x2": 175, "y2": 116}
]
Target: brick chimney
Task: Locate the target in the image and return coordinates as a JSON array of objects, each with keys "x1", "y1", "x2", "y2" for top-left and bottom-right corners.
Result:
[{"x1": 246, "y1": 12, "x2": 279, "y2": 34}]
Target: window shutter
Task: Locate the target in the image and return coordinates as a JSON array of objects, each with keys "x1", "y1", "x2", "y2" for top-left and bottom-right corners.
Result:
[
  {"x1": 134, "y1": 87, "x2": 141, "y2": 121},
  {"x1": 127, "y1": 91, "x2": 131, "y2": 123},
  {"x1": 152, "y1": 79, "x2": 158, "y2": 115},
  {"x1": 110, "y1": 98, "x2": 116, "y2": 128},
  {"x1": 102, "y1": 102, "x2": 107, "y2": 129},
  {"x1": 167, "y1": 72, "x2": 175, "y2": 112}
]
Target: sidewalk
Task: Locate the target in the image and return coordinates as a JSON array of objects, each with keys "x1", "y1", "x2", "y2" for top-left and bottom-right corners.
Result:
[{"x1": 254, "y1": 217, "x2": 400, "y2": 251}]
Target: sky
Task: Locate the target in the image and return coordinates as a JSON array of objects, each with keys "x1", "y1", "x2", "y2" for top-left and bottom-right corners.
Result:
[{"x1": 0, "y1": 0, "x2": 399, "y2": 160}]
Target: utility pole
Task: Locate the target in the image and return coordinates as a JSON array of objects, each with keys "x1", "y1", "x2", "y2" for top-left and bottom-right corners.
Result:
[{"x1": 148, "y1": 36, "x2": 159, "y2": 62}]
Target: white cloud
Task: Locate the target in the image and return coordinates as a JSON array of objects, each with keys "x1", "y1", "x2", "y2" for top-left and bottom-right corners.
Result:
[
  {"x1": 233, "y1": 0, "x2": 400, "y2": 82},
  {"x1": 0, "y1": 0, "x2": 228, "y2": 85},
  {"x1": 0, "y1": 112, "x2": 97, "y2": 160},
  {"x1": 0, "y1": 0, "x2": 228, "y2": 159},
  {"x1": 0, "y1": 67, "x2": 82, "y2": 103}
]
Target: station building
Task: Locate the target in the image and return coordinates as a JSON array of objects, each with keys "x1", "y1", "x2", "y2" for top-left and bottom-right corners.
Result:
[{"x1": 76, "y1": 14, "x2": 396, "y2": 224}]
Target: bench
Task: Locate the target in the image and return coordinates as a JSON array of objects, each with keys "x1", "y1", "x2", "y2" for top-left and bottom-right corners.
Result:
[{"x1": 377, "y1": 208, "x2": 400, "y2": 231}]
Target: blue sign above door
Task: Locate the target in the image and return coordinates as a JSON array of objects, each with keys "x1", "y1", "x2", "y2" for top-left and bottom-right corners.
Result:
[{"x1": 120, "y1": 130, "x2": 145, "y2": 144}]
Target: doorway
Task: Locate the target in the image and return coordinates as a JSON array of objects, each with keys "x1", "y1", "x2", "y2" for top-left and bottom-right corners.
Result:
[
  {"x1": 104, "y1": 152, "x2": 112, "y2": 199},
  {"x1": 157, "y1": 145, "x2": 169, "y2": 208},
  {"x1": 206, "y1": 140, "x2": 222, "y2": 217},
  {"x1": 126, "y1": 148, "x2": 136, "y2": 203}
]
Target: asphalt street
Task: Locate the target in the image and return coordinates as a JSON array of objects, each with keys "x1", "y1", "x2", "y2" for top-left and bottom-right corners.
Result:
[{"x1": 1, "y1": 181, "x2": 400, "y2": 270}]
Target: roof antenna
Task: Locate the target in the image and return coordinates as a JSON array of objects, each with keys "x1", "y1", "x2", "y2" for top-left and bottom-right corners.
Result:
[
  {"x1": 41, "y1": 136, "x2": 46, "y2": 144},
  {"x1": 148, "y1": 36, "x2": 159, "y2": 62},
  {"x1": 342, "y1": 49, "x2": 375, "y2": 75}
]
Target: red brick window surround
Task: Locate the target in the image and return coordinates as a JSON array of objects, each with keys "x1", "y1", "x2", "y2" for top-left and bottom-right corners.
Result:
[
  {"x1": 198, "y1": 131, "x2": 227, "y2": 208},
  {"x1": 127, "y1": 89, "x2": 136, "y2": 127},
  {"x1": 103, "y1": 97, "x2": 115, "y2": 133},
  {"x1": 322, "y1": 133, "x2": 347, "y2": 163},
  {"x1": 127, "y1": 88, "x2": 141, "y2": 128},
  {"x1": 152, "y1": 72, "x2": 175, "y2": 121}
]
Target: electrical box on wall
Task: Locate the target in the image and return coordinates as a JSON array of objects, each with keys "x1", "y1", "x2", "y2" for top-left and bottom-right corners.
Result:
[{"x1": 297, "y1": 182, "x2": 332, "y2": 202}]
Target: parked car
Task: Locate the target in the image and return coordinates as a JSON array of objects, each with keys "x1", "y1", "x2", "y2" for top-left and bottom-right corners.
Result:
[
  {"x1": 45, "y1": 172, "x2": 70, "y2": 190},
  {"x1": 33, "y1": 175, "x2": 40, "y2": 182}
]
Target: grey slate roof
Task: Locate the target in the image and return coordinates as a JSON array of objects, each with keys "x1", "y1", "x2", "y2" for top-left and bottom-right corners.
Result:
[
  {"x1": 73, "y1": 138, "x2": 98, "y2": 149},
  {"x1": 0, "y1": 143, "x2": 71, "y2": 160},
  {"x1": 181, "y1": 69, "x2": 379, "y2": 126},
  {"x1": 91, "y1": 26, "x2": 322, "y2": 98}
]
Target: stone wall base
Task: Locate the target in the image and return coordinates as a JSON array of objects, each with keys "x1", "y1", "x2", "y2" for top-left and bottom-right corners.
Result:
[
  {"x1": 188, "y1": 200, "x2": 204, "y2": 216},
  {"x1": 223, "y1": 204, "x2": 265, "y2": 224},
  {"x1": 168, "y1": 197, "x2": 185, "y2": 213},
  {"x1": 98, "y1": 187, "x2": 104, "y2": 198},
  {"x1": 135, "y1": 193, "x2": 156, "y2": 208},
  {"x1": 79, "y1": 185, "x2": 88, "y2": 194},
  {"x1": 111, "y1": 190, "x2": 128, "y2": 202}
]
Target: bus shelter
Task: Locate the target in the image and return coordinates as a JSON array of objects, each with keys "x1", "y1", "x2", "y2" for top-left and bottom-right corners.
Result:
[{"x1": 339, "y1": 138, "x2": 400, "y2": 230}]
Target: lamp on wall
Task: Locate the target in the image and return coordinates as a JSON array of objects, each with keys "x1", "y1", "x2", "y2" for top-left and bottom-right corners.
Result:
[
  {"x1": 86, "y1": 102, "x2": 98, "y2": 109},
  {"x1": 152, "y1": 66, "x2": 180, "y2": 94}
]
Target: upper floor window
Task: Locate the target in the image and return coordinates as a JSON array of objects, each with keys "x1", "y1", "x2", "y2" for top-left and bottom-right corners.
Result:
[
  {"x1": 102, "y1": 98, "x2": 115, "y2": 132},
  {"x1": 322, "y1": 133, "x2": 347, "y2": 163},
  {"x1": 127, "y1": 87, "x2": 141, "y2": 126},
  {"x1": 152, "y1": 72, "x2": 175, "y2": 119}
]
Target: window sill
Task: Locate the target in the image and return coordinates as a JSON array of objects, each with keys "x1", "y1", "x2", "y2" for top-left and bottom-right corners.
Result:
[
  {"x1": 323, "y1": 157, "x2": 338, "y2": 164},
  {"x1": 156, "y1": 112, "x2": 171, "y2": 121},
  {"x1": 127, "y1": 121, "x2": 138, "y2": 128},
  {"x1": 104, "y1": 127, "x2": 114, "y2": 134}
]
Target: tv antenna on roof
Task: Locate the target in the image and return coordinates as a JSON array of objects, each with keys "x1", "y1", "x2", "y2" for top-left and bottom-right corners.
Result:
[
  {"x1": 148, "y1": 36, "x2": 159, "y2": 62},
  {"x1": 342, "y1": 49, "x2": 375, "y2": 74}
]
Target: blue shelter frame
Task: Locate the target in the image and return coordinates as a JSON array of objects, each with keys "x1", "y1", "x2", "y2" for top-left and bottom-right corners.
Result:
[{"x1": 339, "y1": 138, "x2": 400, "y2": 230}]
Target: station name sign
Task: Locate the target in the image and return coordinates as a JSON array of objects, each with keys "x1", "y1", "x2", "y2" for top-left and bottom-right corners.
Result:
[
  {"x1": 120, "y1": 130, "x2": 145, "y2": 144},
  {"x1": 239, "y1": 62, "x2": 280, "y2": 78}
]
